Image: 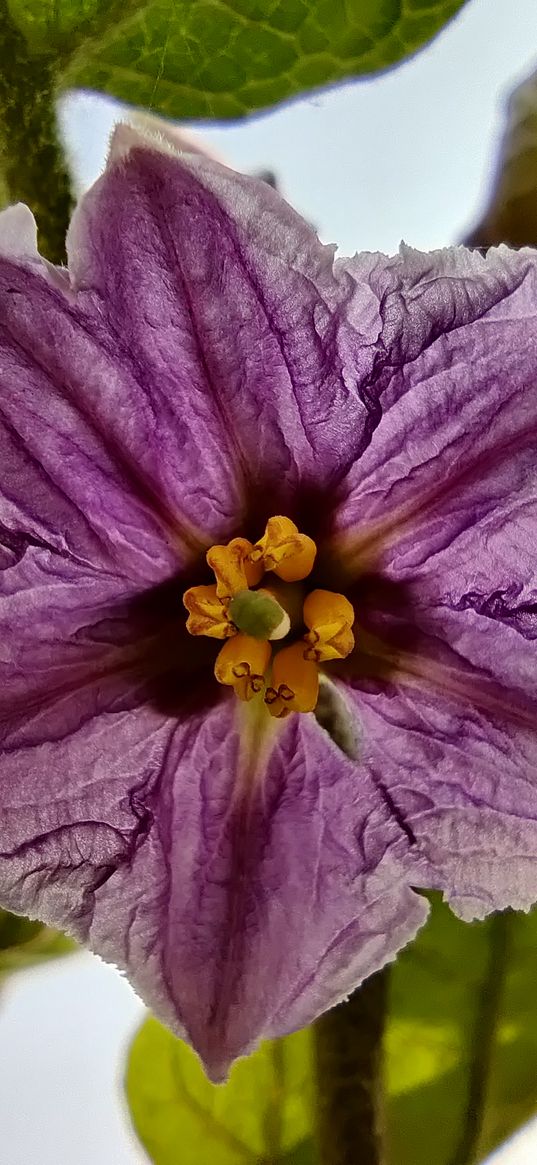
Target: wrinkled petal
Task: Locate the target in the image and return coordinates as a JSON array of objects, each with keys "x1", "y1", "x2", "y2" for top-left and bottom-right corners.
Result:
[
  {"x1": 78, "y1": 702, "x2": 427, "y2": 1080},
  {"x1": 67, "y1": 125, "x2": 429, "y2": 517},
  {"x1": 0, "y1": 582, "x2": 427, "y2": 1080},
  {"x1": 0, "y1": 203, "x2": 39, "y2": 261},
  {"x1": 334, "y1": 242, "x2": 537, "y2": 590},
  {"x1": 131, "y1": 111, "x2": 229, "y2": 165},
  {"x1": 344, "y1": 664, "x2": 537, "y2": 921},
  {"x1": 0, "y1": 531, "x2": 426, "y2": 1078},
  {"x1": 2, "y1": 143, "x2": 537, "y2": 1081},
  {"x1": 0, "y1": 245, "x2": 187, "y2": 581},
  {"x1": 0, "y1": 550, "x2": 173, "y2": 924},
  {"x1": 331, "y1": 245, "x2": 537, "y2": 919},
  {"x1": 1, "y1": 549, "x2": 132, "y2": 714},
  {"x1": 68, "y1": 124, "x2": 380, "y2": 516}
]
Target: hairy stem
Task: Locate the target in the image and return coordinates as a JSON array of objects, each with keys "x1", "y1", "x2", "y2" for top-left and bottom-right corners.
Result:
[
  {"x1": 0, "y1": 3, "x2": 72, "y2": 263},
  {"x1": 449, "y1": 912, "x2": 513, "y2": 1165},
  {"x1": 313, "y1": 970, "x2": 388, "y2": 1165}
]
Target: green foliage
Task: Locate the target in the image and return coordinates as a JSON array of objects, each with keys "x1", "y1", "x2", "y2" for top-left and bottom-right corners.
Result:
[
  {"x1": 0, "y1": 908, "x2": 75, "y2": 974},
  {"x1": 126, "y1": 1018, "x2": 314, "y2": 1164},
  {"x1": 467, "y1": 62, "x2": 537, "y2": 247},
  {"x1": 0, "y1": 0, "x2": 469, "y2": 254},
  {"x1": 5, "y1": 0, "x2": 468, "y2": 120},
  {"x1": 387, "y1": 895, "x2": 537, "y2": 1165},
  {"x1": 126, "y1": 897, "x2": 537, "y2": 1165}
]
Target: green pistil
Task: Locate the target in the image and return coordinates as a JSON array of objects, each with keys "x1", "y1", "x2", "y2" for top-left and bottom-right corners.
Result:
[{"x1": 229, "y1": 589, "x2": 289, "y2": 641}]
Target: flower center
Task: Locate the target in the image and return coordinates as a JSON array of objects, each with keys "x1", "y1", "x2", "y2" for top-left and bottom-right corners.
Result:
[
  {"x1": 228, "y1": 588, "x2": 290, "y2": 641},
  {"x1": 183, "y1": 516, "x2": 355, "y2": 717}
]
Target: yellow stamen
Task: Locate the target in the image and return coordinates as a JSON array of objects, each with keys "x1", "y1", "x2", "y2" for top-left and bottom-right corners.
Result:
[
  {"x1": 183, "y1": 520, "x2": 346, "y2": 714},
  {"x1": 183, "y1": 584, "x2": 235, "y2": 639},
  {"x1": 214, "y1": 634, "x2": 272, "y2": 701},
  {"x1": 250, "y1": 516, "x2": 316, "y2": 582},
  {"x1": 207, "y1": 537, "x2": 264, "y2": 599},
  {"x1": 264, "y1": 642, "x2": 319, "y2": 718},
  {"x1": 302, "y1": 589, "x2": 355, "y2": 662}
]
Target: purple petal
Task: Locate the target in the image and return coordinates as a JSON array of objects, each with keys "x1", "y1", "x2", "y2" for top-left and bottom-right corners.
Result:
[
  {"x1": 334, "y1": 239, "x2": 537, "y2": 702},
  {"x1": 332, "y1": 244, "x2": 537, "y2": 918},
  {"x1": 0, "y1": 560, "x2": 427, "y2": 1080},
  {"x1": 66, "y1": 125, "x2": 389, "y2": 511},
  {"x1": 2, "y1": 152, "x2": 537, "y2": 1080},
  {"x1": 85, "y1": 703, "x2": 427, "y2": 1080},
  {"x1": 0, "y1": 251, "x2": 186, "y2": 581},
  {"x1": 0, "y1": 548, "x2": 174, "y2": 919},
  {"x1": 0, "y1": 515, "x2": 425, "y2": 1079},
  {"x1": 335, "y1": 243, "x2": 537, "y2": 582},
  {"x1": 344, "y1": 663, "x2": 537, "y2": 921}
]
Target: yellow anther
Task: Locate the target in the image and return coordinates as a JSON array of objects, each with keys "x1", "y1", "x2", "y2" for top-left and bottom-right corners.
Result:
[
  {"x1": 214, "y1": 634, "x2": 272, "y2": 701},
  {"x1": 302, "y1": 589, "x2": 355, "y2": 662},
  {"x1": 184, "y1": 522, "x2": 352, "y2": 713},
  {"x1": 207, "y1": 537, "x2": 264, "y2": 599},
  {"x1": 250, "y1": 516, "x2": 316, "y2": 582},
  {"x1": 264, "y1": 642, "x2": 319, "y2": 718},
  {"x1": 183, "y1": 584, "x2": 236, "y2": 639}
]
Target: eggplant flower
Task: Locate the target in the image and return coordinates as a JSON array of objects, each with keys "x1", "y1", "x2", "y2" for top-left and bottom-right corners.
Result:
[{"x1": 1, "y1": 125, "x2": 536, "y2": 1080}]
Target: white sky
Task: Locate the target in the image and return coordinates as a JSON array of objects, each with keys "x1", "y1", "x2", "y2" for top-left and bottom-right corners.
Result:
[
  {"x1": 63, "y1": 0, "x2": 537, "y2": 255},
  {"x1": 2, "y1": 0, "x2": 537, "y2": 1161}
]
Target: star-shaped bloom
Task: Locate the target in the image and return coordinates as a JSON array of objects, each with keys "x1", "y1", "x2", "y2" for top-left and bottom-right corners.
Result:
[{"x1": 1, "y1": 125, "x2": 536, "y2": 1080}]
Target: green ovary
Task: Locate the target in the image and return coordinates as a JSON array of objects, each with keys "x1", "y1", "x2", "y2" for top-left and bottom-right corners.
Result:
[{"x1": 228, "y1": 588, "x2": 289, "y2": 641}]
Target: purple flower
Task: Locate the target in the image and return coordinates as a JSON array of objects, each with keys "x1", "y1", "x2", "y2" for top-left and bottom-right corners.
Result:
[{"x1": 1, "y1": 125, "x2": 536, "y2": 1080}]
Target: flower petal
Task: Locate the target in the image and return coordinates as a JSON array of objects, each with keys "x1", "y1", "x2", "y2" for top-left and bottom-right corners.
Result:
[
  {"x1": 89, "y1": 703, "x2": 427, "y2": 1080},
  {"x1": 0, "y1": 544, "x2": 178, "y2": 921},
  {"x1": 344, "y1": 621, "x2": 537, "y2": 923},
  {"x1": 0, "y1": 627, "x2": 427, "y2": 1080},
  {"x1": 0, "y1": 203, "x2": 39, "y2": 261},
  {"x1": 67, "y1": 124, "x2": 388, "y2": 510},
  {"x1": 334, "y1": 242, "x2": 537, "y2": 593},
  {"x1": 4, "y1": 155, "x2": 536, "y2": 1081},
  {"x1": 0, "y1": 241, "x2": 185, "y2": 581},
  {"x1": 330, "y1": 244, "x2": 537, "y2": 916}
]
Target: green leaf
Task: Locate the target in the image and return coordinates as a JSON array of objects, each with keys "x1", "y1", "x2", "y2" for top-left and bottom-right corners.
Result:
[
  {"x1": 0, "y1": 170, "x2": 8, "y2": 209},
  {"x1": 126, "y1": 897, "x2": 537, "y2": 1165},
  {"x1": 125, "y1": 1017, "x2": 315, "y2": 1164},
  {"x1": 7, "y1": 0, "x2": 468, "y2": 120},
  {"x1": 0, "y1": 908, "x2": 75, "y2": 974},
  {"x1": 386, "y1": 894, "x2": 537, "y2": 1165},
  {"x1": 467, "y1": 63, "x2": 537, "y2": 247}
]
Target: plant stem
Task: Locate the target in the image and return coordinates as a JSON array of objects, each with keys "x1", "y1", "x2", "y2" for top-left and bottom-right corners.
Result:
[
  {"x1": 449, "y1": 912, "x2": 513, "y2": 1165},
  {"x1": 0, "y1": 3, "x2": 72, "y2": 263},
  {"x1": 313, "y1": 969, "x2": 388, "y2": 1165}
]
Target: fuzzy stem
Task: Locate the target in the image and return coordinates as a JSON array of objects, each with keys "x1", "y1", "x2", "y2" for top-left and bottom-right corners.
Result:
[
  {"x1": 449, "y1": 913, "x2": 512, "y2": 1165},
  {"x1": 0, "y1": 3, "x2": 72, "y2": 263},
  {"x1": 313, "y1": 970, "x2": 388, "y2": 1165}
]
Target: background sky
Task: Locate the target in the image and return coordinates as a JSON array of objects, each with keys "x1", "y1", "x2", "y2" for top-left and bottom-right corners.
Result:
[{"x1": 1, "y1": 0, "x2": 537, "y2": 1161}]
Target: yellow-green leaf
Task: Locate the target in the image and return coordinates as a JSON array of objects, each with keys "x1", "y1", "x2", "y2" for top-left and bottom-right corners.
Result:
[
  {"x1": 7, "y1": 1, "x2": 469, "y2": 120},
  {"x1": 0, "y1": 908, "x2": 75, "y2": 974},
  {"x1": 126, "y1": 1018, "x2": 314, "y2": 1165},
  {"x1": 467, "y1": 63, "x2": 537, "y2": 247},
  {"x1": 125, "y1": 898, "x2": 537, "y2": 1165},
  {"x1": 386, "y1": 895, "x2": 537, "y2": 1164}
]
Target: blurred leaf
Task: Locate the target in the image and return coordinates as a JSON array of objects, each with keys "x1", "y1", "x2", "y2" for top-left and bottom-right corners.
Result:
[
  {"x1": 125, "y1": 897, "x2": 537, "y2": 1165},
  {"x1": 0, "y1": 908, "x2": 75, "y2": 974},
  {"x1": 386, "y1": 894, "x2": 537, "y2": 1165},
  {"x1": 126, "y1": 1017, "x2": 315, "y2": 1164},
  {"x1": 6, "y1": 0, "x2": 468, "y2": 120},
  {"x1": 0, "y1": 171, "x2": 8, "y2": 209},
  {"x1": 467, "y1": 64, "x2": 537, "y2": 247}
]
